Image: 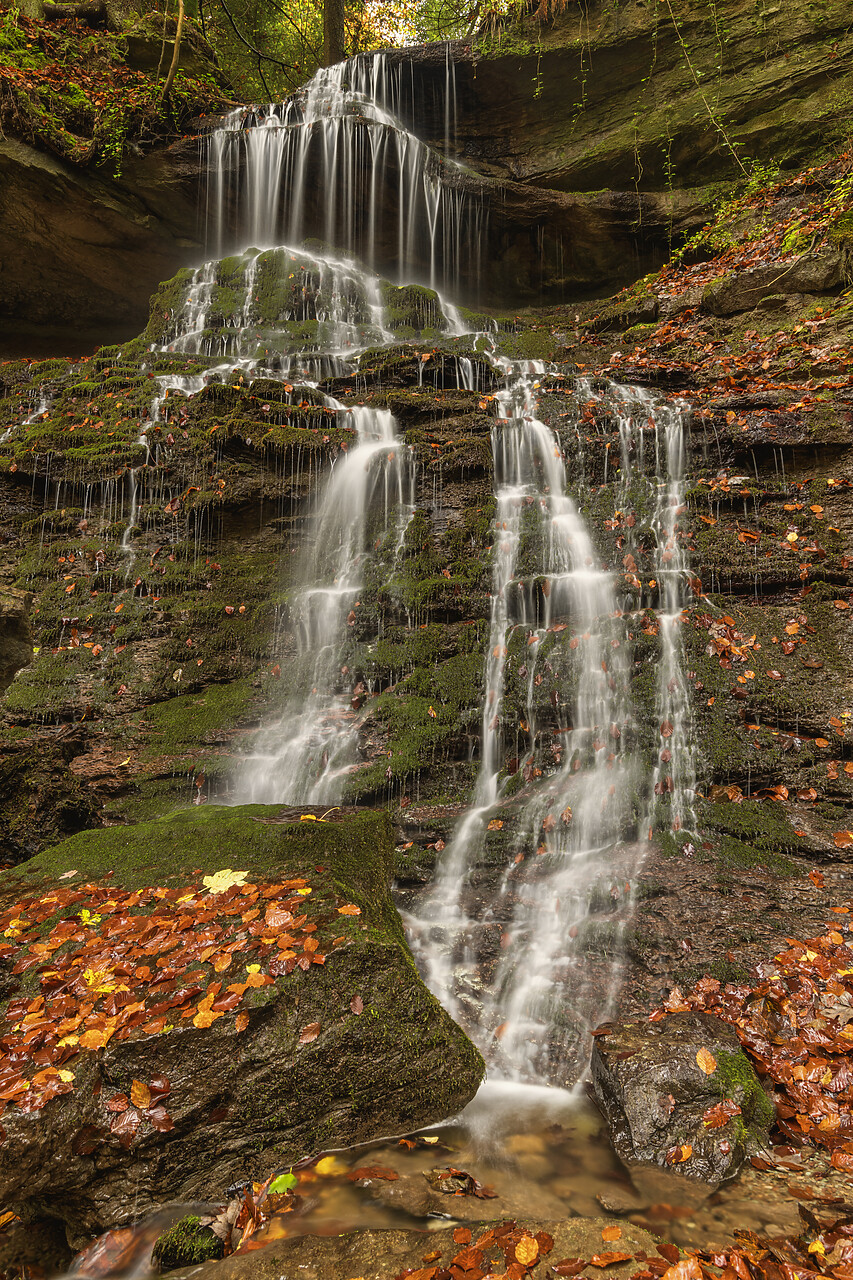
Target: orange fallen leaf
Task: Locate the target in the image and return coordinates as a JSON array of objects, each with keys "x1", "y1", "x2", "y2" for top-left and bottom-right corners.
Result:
[
  {"x1": 129, "y1": 1079, "x2": 151, "y2": 1111},
  {"x1": 515, "y1": 1236, "x2": 539, "y2": 1266}
]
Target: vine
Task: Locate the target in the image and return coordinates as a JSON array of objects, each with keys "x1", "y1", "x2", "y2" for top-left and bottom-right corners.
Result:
[{"x1": 661, "y1": 0, "x2": 747, "y2": 176}]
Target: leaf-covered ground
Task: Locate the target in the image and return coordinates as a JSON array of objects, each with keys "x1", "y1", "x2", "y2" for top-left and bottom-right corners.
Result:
[
  {"x1": 0, "y1": 863, "x2": 362, "y2": 1121},
  {"x1": 0, "y1": 9, "x2": 224, "y2": 170}
]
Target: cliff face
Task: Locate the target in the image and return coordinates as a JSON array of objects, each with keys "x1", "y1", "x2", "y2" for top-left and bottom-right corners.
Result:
[
  {"x1": 3, "y1": 0, "x2": 852, "y2": 336},
  {"x1": 2, "y1": 140, "x2": 852, "y2": 1035},
  {"x1": 1, "y1": 0, "x2": 853, "y2": 1118}
]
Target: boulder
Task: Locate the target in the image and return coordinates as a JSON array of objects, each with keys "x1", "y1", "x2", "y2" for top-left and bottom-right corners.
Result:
[
  {"x1": 0, "y1": 588, "x2": 32, "y2": 692},
  {"x1": 0, "y1": 806, "x2": 484, "y2": 1246},
  {"x1": 702, "y1": 251, "x2": 845, "y2": 316},
  {"x1": 590, "y1": 1012, "x2": 773, "y2": 1186}
]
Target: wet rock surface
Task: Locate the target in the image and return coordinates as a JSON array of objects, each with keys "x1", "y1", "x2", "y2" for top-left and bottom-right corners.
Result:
[
  {"x1": 169, "y1": 1218, "x2": 661, "y2": 1280},
  {"x1": 0, "y1": 587, "x2": 32, "y2": 692},
  {"x1": 0, "y1": 807, "x2": 483, "y2": 1245},
  {"x1": 590, "y1": 1012, "x2": 773, "y2": 1186}
]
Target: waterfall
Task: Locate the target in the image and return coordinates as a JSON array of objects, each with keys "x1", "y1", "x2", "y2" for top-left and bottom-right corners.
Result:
[
  {"x1": 204, "y1": 55, "x2": 487, "y2": 299},
  {"x1": 144, "y1": 46, "x2": 697, "y2": 1084},
  {"x1": 243, "y1": 402, "x2": 414, "y2": 803},
  {"x1": 405, "y1": 365, "x2": 695, "y2": 1087}
]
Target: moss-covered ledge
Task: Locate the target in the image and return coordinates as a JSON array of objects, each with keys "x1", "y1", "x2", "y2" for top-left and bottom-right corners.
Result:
[{"x1": 0, "y1": 805, "x2": 484, "y2": 1247}]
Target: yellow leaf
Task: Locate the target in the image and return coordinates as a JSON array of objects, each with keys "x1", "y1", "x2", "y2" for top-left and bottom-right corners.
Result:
[
  {"x1": 316, "y1": 1155, "x2": 349, "y2": 1176},
  {"x1": 130, "y1": 1079, "x2": 151, "y2": 1110},
  {"x1": 515, "y1": 1236, "x2": 539, "y2": 1266},
  {"x1": 696, "y1": 1047, "x2": 717, "y2": 1075},
  {"x1": 57, "y1": 1069, "x2": 75, "y2": 1084},
  {"x1": 202, "y1": 868, "x2": 249, "y2": 894}
]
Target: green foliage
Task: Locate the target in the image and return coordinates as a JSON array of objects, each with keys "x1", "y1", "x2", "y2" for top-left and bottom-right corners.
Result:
[
  {"x1": 268, "y1": 1170, "x2": 297, "y2": 1193},
  {"x1": 0, "y1": 7, "x2": 223, "y2": 172}
]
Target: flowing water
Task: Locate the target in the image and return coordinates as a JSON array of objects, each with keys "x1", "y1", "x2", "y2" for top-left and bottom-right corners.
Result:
[
  {"x1": 205, "y1": 54, "x2": 487, "y2": 298},
  {"x1": 138, "y1": 51, "x2": 695, "y2": 1077}
]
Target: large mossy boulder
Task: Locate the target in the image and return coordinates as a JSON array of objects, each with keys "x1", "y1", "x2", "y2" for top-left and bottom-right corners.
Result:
[
  {"x1": 590, "y1": 1012, "x2": 773, "y2": 1187},
  {"x1": 0, "y1": 805, "x2": 484, "y2": 1245}
]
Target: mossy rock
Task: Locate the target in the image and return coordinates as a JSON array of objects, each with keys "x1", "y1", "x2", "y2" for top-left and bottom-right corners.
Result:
[
  {"x1": 152, "y1": 1215, "x2": 224, "y2": 1272},
  {"x1": 591, "y1": 1012, "x2": 773, "y2": 1187},
  {"x1": 0, "y1": 806, "x2": 484, "y2": 1246}
]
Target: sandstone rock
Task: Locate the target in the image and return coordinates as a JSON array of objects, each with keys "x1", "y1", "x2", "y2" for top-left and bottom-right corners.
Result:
[
  {"x1": 169, "y1": 1217, "x2": 660, "y2": 1280},
  {"x1": 0, "y1": 588, "x2": 32, "y2": 692},
  {"x1": 702, "y1": 251, "x2": 844, "y2": 316},
  {"x1": 590, "y1": 1012, "x2": 773, "y2": 1186},
  {"x1": 0, "y1": 807, "x2": 484, "y2": 1246}
]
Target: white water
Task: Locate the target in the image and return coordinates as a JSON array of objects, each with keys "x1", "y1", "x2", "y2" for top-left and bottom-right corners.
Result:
[
  {"x1": 148, "y1": 48, "x2": 697, "y2": 1082},
  {"x1": 204, "y1": 55, "x2": 487, "y2": 298},
  {"x1": 241, "y1": 399, "x2": 415, "y2": 804}
]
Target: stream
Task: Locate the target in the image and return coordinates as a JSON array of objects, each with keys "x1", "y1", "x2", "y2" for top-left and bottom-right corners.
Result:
[{"x1": 53, "y1": 47, "x2": 711, "y2": 1274}]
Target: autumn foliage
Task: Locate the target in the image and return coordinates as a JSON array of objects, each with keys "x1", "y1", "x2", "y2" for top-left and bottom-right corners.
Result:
[{"x1": 0, "y1": 868, "x2": 361, "y2": 1130}]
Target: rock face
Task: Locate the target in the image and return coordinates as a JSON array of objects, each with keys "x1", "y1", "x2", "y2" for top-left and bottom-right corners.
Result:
[
  {"x1": 5, "y1": 0, "x2": 853, "y2": 329},
  {"x1": 0, "y1": 136, "x2": 202, "y2": 342},
  {"x1": 0, "y1": 806, "x2": 484, "y2": 1246},
  {"x1": 590, "y1": 1013, "x2": 774, "y2": 1187},
  {"x1": 701, "y1": 250, "x2": 847, "y2": 316},
  {"x1": 0, "y1": 588, "x2": 32, "y2": 691}
]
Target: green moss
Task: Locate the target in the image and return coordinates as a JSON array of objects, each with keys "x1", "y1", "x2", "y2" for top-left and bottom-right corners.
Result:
[
  {"x1": 140, "y1": 678, "x2": 259, "y2": 761},
  {"x1": 151, "y1": 1216, "x2": 224, "y2": 1270},
  {"x1": 715, "y1": 1047, "x2": 775, "y2": 1139},
  {"x1": 21, "y1": 805, "x2": 405, "y2": 951}
]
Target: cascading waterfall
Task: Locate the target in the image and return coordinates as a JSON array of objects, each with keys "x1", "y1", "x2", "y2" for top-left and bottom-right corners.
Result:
[
  {"x1": 405, "y1": 362, "x2": 696, "y2": 1086},
  {"x1": 139, "y1": 47, "x2": 697, "y2": 1087},
  {"x1": 243, "y1": 401, "x2": 414, "y2": 804},
  {"x1": 135, "y1": 239, "x2": 426, "y2": 805},
  {"x1": 204, "y1": 54, "x2": 487, "y2": 298}
]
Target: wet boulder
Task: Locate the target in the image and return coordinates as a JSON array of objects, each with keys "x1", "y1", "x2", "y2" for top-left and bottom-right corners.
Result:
[
  {"x1": 590, "y1": 1012, "x2": 773, "y2": 1186},
  {"x1": 0, "y1": 805, "x2": 484, "y2": 1247}
]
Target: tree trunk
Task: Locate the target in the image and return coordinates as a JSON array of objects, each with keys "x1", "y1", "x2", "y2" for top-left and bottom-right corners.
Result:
[
  {"x1": 323, "y1": 0, "x2": 345, "y2": 67},
  {"x1": 159, "y1": 0, "x2": 186, "y2": 102}
]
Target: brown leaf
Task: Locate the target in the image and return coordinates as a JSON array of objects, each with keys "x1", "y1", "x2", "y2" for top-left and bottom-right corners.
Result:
[
  {"x1": 588, "y1": 1252, "x2": 633, "y2": 1266},
  {"x1": 602, "y1": 1226, "x2": 623, "y2": 1241},
  {"x1": 350, "y1": 995, "x2": 363, "y2": 1015},
  {"x1": 299, "y1": 1022, "x2": 321, "y2": 1044},
  {"x1": 346, "y1": 1165, "x2": 399, "y2": 1181},
  {"x1": 147, "y1": 1106, "x2": 174, "y2": 1132},
  {"x1": 696, "y1": 1047, "x2": 717, "y2": 1075}
]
